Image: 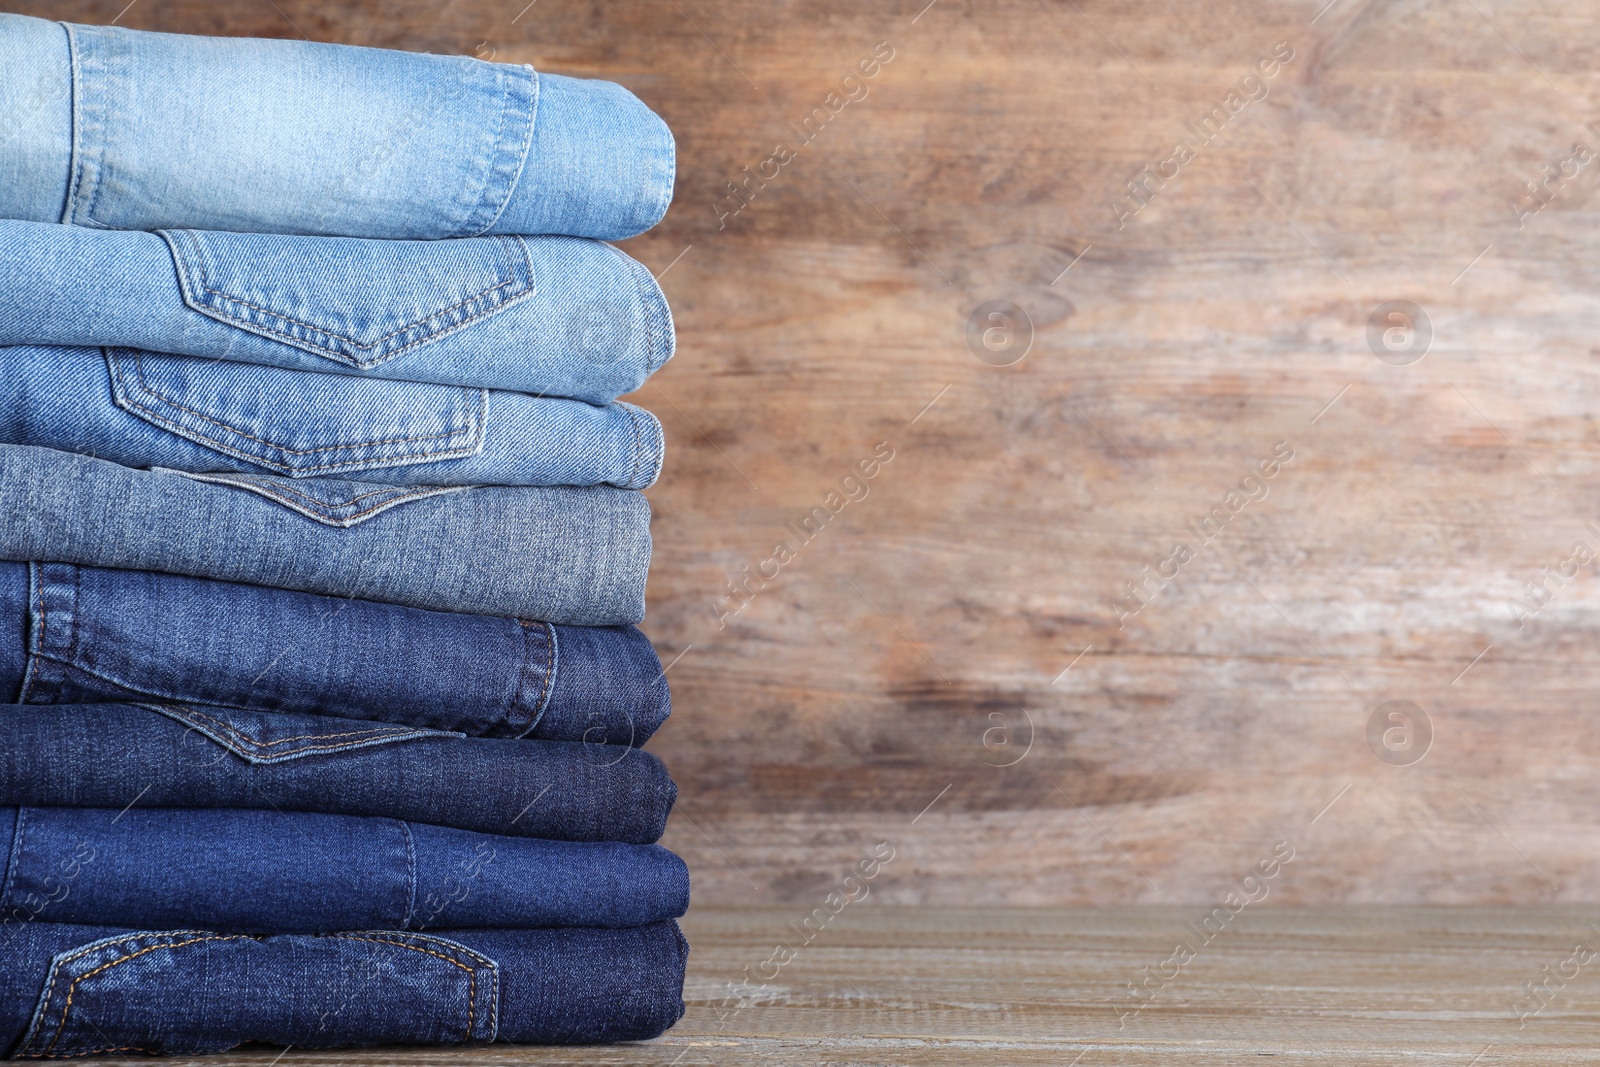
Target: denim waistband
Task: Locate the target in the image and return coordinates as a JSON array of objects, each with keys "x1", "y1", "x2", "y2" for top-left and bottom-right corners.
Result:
[{"x1": 0, "y1": 14, "x2": 675, "y2": 241}]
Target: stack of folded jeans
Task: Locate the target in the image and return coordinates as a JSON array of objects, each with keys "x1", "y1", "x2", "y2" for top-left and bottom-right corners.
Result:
[{"x1": 0, "y1": 15, "x2": 687, "y2": 1056}]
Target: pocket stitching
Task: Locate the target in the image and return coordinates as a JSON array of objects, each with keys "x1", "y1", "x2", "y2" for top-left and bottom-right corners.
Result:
[
  {"x1": 160, "y1": 469, "x2": 468, "y2": 527},
  {"x1": 24, "y1": 931, "x2": 491, "y2": 1056},
  {"x1": 20, "y1": 564, "x2": 52, "y2": 705},
  {"x1": 139, "y1": 703, "x2": 450, "y2": 761},
  {"x1": 2, "y1": 806, "x2": 27, "y2": 918},
  {"x1": 108, "y1": 351, "x2": 487, "y2": 467},
  {"x1": 28, "y1": 933, "x2": 251, "y2": 1057},
  {"x1": 166, "y1": 229, "x2": 535, "y2": 367},
  {"x1": 509, "y1": 619, "x2": 556, "y2": 737},
  {"x1": 157, "y1": 704, "x2": 428, "y2": 751},
  {"x1": 328, "y1": 934, "x2": 494, "y2": 1041},
  {"x1": 172, "y1": 471, "x2": 463, "y2": 523},
  {"x1": 399, "y1": 820, "x2": 418, "y2": 931}
]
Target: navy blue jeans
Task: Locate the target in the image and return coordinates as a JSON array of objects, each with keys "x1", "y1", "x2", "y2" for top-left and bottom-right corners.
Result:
[
  {"x1": 0, "y1": 703, "x2": 674, "y2": 844},
  {"x1": 0, "y1": 807, "x2": 688, "y2": 934},
  {"x1": 0, "y1": 921, "x2": 687, "y2": 1054},
  {"x1": 0, "y1": 563, "x2": 669, "y2": 745}
]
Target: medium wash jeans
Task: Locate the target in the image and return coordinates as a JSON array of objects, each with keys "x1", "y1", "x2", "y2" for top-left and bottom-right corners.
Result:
[
  {"x1": 0, "y1": 445, "x2": 651, "y2": 624},
  {"x1": 0, "y1": 15, "x2": 675, "y2": 241},
  {"x1": 0, "y1": 807, "x2": 688, "y2": 933},
  {"x1": 0, "y1": 563, "x2": 670, "y2": 744},
  {"x1": 0, "y1": 921, "x2": 687, "y2": 1053},
  {"x1": 0, "y1": 346, "x2": 663, "y2": 489},
  {"x1": 0, "y1": 221, "x2": 674, "y2": 403},
  {"x1": 0, "y1": 703, "x2": 674, "y2": 844}
]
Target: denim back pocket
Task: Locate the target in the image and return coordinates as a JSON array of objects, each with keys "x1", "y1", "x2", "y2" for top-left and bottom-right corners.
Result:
[
  {"x1": 155, "y1": 467, "x2": 468, "y2": 527},
  {"x1": 14, "y1": 929, "x2": 499, "y2": 1056},
  {"x1": 135, "y1": 703, "x2": 465, "y2": 764},
  {"x1": 105, "y1": 348, "x2": 488, "y2": 477},
  {"x1": 159, "y1": 229, "x2": 536, "y2": 369}
]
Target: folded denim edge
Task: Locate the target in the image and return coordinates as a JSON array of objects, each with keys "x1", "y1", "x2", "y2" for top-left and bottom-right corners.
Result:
[
  {"x1": 617, "y1": 401, "x2": 665, "y2": 490},
  {"x1": 509, "y1": 619, "x2": 557, "y2": 739},
  {"x1": 469, "y1": 64, "x2": 539, "y2": 238}
]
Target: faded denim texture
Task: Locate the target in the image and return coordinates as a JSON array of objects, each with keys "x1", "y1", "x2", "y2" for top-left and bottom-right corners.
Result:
[
  {"x1": 0, "y1": 15, "x2": 675, "y2": 241},
  {"x1": 0, "y1": 920, "x2": 688, "y2": 1053},
  {"x1": 0, "y1": 345, "x2": 663, "y2": 489},
  {"x1": 0, "y1": 562, "x2": 669, "y2": 744},
  {"x1": 0, "y1": 807, "x2": 689, "y2": 933},
  {"x1": 0, "y1": 703, "x2": 674, "y2": 844},
  {"x1": 0, "y1": 445, "x2": 651, "y2": 624},
  {"x1": 0, "y1": 221, "x2": 674, "y2": 404},
  {"x1": 0, "y1": 14, "x2": 687, "y2": 1052}
]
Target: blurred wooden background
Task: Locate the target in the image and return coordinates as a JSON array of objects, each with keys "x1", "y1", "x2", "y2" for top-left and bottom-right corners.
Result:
[{"x1": 22, "y1": 0, "x2": 1600, "y2": 910}]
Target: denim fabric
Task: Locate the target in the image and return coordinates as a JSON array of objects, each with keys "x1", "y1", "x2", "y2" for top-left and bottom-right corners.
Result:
[
  {"x1": 0, "y1": 346, "x2": 663, "y2": 489},
  {"x1": 0, "y1": 15, "x2": 675, "y2": 241},
  {"x1": 0, "y1": 703, "x2": 673, "y2": 843},
  {"x1": 0, "y1": 920, "x2": 687, "y2": 1053},
  {"x1": 0, "y1": 807, "x2": 689, "y2": 933},
  {"x1": 0, "y1": 445, "x2": 651, "y2": 625},
  {"x1": 0, "y1": 221, "x2": 674, "y2": 404},
  {"x1": 0, "y1": 16, "x2": 70, "y2": 226},
  {"x1": 0, "y1": 562, "x2": 670, "y2": 744}
]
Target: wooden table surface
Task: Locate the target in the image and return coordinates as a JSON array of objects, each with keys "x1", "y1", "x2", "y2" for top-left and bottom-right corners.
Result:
[{"x1": 167, "y1": 905, "x2": 1600, "y2": 1064}]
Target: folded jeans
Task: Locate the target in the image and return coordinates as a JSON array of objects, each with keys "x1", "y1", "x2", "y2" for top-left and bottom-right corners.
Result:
[
  {"x1": 0, "y1": 345, "x2": 663, "y2": 489},
  {"x1": 0, "y1": 221, "x2": 674, "y2": 403},
  {"x1": 0, "y1": 562, "x2": 669, "y2": 744},
  {"x1": 0, "y1": 921, "x2": 688, "y2": 1053},
  {"x1": 0, "y1": 444, "x2": 651, "y2": 625},
  {"x1": 0, "y1": 702, "x2": 675, "y2": 843},
  {"x1": 0, "y1": 806, "x2": 688, "y2": 933},
  {"x1": 0, "y1": 14, "x2": 675, "y2": 241}
]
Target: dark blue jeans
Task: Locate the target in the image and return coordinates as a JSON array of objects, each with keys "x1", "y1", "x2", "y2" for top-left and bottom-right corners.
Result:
[
  {"x1": 0, "y1": 703, "x2": 674, "y2": 844},
  {"x1": 0, "y1": 563, "x2": 669, "y2": 745},
  {"x1": 0, "y1": 921, "x2": 687, "y2": 1054},
  {"x1": 0, "y1": 807, "x2": 688, "y2": 933}
]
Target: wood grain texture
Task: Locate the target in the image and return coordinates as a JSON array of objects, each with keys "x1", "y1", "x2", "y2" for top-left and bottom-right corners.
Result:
[
  {"x1": 16, "y1": 0, "x2": 1600, "y2": 907},
  {"x1": 169, "y1": 906, "x2": 1600, "y2": 1064}
]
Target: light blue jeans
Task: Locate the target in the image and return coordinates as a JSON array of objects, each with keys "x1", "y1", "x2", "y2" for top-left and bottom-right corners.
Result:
[
  {"x1": 0, "y1": 346, "x2": 662, "y2": 489},
  {"x1": 0, "y1": 444, "x2": 651, "y2": 624},
  {"x1": 0, "y1": 14, "x2": 675, "y2": 241},
  {"x1": 0, "y1": 221, "x2": 674, "y2": 403}
]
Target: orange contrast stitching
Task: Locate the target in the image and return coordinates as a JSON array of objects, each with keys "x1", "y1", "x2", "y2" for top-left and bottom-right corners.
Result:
[{"x1": 39, "y1": 935, "x2": 248, "y2": 1057}]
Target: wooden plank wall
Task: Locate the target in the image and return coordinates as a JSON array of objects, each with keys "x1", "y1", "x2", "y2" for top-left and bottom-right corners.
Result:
[{"x1": 21, "y1": 0, "x2": 1600, "y2": 906}]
